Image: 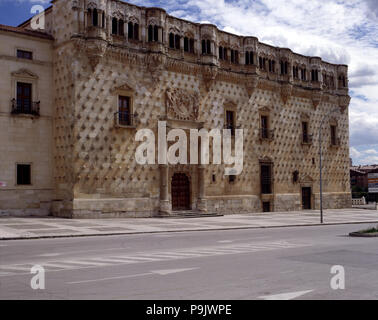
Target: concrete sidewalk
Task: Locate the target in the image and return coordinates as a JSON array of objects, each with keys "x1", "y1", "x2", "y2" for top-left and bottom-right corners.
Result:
[{"x1": 0, "y1": 208, "x2": 377, "y2": 240}]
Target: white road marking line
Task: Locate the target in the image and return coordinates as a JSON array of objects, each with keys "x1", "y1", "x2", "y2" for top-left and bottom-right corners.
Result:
[
  {"x1": 259, "y1": 290, "x2": 314, "y2": 300},
  {"x1": 218, "y1": 240, "x2": 233, "y2": 243},
  {"x1": 67, "y1": 273, "x2": 152, "y2": 284},
  {"x1": 61, "y1": 260, "x2": 112, "y2": 266},
  {"x1": 0, "y1": 265, "x2": 33, "y2": 271},
  {"x1": 38, "y1": 253, "x2": 61, "y2": 257},
  {"x1": 151, "y1": 268, "x2": 199, "y2": 276},
  {"x1": 0, "y1": 241, "x2": 309, "y2": 275},
  {"x1": 67, "y1": 268, "x2": 199, "y2": 285}
]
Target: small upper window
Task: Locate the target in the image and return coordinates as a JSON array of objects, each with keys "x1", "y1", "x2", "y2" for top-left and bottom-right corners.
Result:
[
  {"x1": 17, "y1": 164, "x2": 31, "y2": 185},
  {"x1": 17, "y1": 50, "x2": 33, "y2": 60}
]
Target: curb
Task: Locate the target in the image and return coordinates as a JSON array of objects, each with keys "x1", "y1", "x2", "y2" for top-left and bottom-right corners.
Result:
[
  {"x1": 1, "y1": 220, "x2": 378, "y2": 241},
  {"x1": 349, "y1": 232, "x2": 378, "y2": 238}
]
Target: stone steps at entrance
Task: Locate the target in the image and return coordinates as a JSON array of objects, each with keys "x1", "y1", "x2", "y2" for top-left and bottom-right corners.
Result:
[{"x1": 157, "y1": 211, "x2": 223, "y2": 219}]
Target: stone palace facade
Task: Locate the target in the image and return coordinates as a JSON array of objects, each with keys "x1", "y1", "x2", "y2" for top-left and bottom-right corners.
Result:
[{"x1": 0, "y1": 0, "x2": 352, "y2": 218}]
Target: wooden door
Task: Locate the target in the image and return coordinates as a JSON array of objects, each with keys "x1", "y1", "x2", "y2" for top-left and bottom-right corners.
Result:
[
  {"x1": 302, "y1": 187, "x2": 312, "y2": 210},
  {"x1": 171, "y1": 173, "x2": 190, "y2": 211}
]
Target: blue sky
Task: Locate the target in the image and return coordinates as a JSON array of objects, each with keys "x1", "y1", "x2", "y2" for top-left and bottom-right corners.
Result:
[{"x1": 1, "y1": 0, "x2": 378, "y2": 165}]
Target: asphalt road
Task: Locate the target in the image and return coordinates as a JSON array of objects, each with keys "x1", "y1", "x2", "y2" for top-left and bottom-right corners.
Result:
[{"x1": 0, "y1": 223, "x2": 377, "y2": 300}]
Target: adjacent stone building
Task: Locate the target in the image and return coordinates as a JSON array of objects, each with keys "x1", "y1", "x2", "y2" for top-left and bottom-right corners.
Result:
[{"x1": 0, "y1": 0, "x2": 352, "y2": 218}]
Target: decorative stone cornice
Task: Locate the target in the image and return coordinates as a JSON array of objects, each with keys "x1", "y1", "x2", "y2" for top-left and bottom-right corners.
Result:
[
  {"x1": 202, "y1": 65, "x2": 218, "y2": 92},
  {"x1": 245, "y1": 75, "x2": 259, "y2": 98},
  {"x1": 280, "y1": 83, "x2": 293, "y2": 105},
  {"x1": 311, "y1": 90, "x2": 323, "y2": 109},
  {"x1": 339, "y1": 95, "x2": 351, "y2": 113}
]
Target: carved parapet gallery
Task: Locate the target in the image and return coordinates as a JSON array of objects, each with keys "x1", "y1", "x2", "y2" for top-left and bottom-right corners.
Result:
[{"x1": 280, "y1": 83, "x2": 293, "y2": 105}]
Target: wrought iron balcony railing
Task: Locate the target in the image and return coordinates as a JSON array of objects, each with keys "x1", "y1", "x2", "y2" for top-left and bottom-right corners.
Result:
[
  {"x1": 114, "y1": 112, "x2": 137, "y2": 128},
  {"x1": 11, "y1": 99, "x2": 40, "y2": 116}
]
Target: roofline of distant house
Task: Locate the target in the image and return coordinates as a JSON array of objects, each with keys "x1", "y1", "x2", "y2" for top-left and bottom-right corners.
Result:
[{"x1": 18, "y1": 5, "x2": 53, "y2": 28}]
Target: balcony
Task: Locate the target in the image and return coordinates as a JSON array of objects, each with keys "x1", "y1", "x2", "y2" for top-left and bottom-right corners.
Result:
[
  {"x1": 11, "y1": 99, "x2": 40, "y2": 116},
  {"x1": 302, "y1": 133, "x2": 313, "y2": 145},
  {"x1": 260, "y1": 128, "x2": 274, "y2": 141},
  {"x1": 85, "y1": 26, "x2": 106, "y2": 40},
  {"x1": 114, "y1": 112, "x2": 137, "y2": 128}
]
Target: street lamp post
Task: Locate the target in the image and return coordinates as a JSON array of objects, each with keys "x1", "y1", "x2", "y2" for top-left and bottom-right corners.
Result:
[{"x1": 318, "y1": 108, "x2": 339, "y2": 224}]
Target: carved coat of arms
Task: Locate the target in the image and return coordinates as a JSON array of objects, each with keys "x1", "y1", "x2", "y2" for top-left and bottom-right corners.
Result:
[{"x1": 165, "y1": 88, "x2": 199, "y2": 121}]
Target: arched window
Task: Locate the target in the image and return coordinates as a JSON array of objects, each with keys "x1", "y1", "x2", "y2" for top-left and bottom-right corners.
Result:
[
  {"x1": 148, "y1": 25, "x2": 159, "y2": 42},
  {"x1": 301, "y1": 68, "x2": 307, "y2": 80},
  {"x1": 128, "y1": 22, "x2": 139, "y2": 40},
  {"x1": 260, "y1": 57, "x2": 267, "y2": 71},
  {"x1": 93, "y1": 8, "x2": 98, "y2": 27},
  {"x1": 202, "y1": 39, "x2": 212, "y2": 55},
  {"x1": 184, "y1": 37, "x2": 194, "y2": 53},
  {"x1": 269, "y1": 59, "x2": 275, "y2": 73},
  {"x1": 175, "y1": 34, "x2": 180, "y2": 50},
  {"x1": 169, "y1": 33, "x2": 175, "y2": 48},
  {"x1": 118, "y1": 19, "x2": 124, "y2": 36},
  {"x1": 231, "y1": 49, "x2": 239, "y2": 64},
  {"x1": 154, "y1": 25, "x2": 159, "y2": 42},
  {"x1": 112, "y1": 18, "x2": 118, "y2": 35},
  {"x1": 128, "y1": 22, "x2": 134, "y2": 39},
  {"x1": 311, "y1": 69, "x2": 319, "y2": 82},
  {"x1": 134, "y1": 24, "x2": 139, "y2": 40},
  {"x1": 148, "y1": 25, "x2": 153, "y2": 42},
  {"x1": 280, "y1": 61, "x2": 288, "y2": 75},
  {"x1": 219, "y1": 46, "x2": 224, "y2": 60},
  {"x1": 338, "y1": 75, "x2": 346, "y2": 88},
  {"x1": 245, "y1": 51, "x2": 254, "y2": 65}
]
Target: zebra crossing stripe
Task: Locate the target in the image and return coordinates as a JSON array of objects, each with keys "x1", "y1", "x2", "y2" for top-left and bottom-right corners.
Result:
[{"x1": 0, "y1": 264, "x2": 33, "y2": 272}]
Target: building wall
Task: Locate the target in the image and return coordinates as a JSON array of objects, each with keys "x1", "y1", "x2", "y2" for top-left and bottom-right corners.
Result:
[
  {"x1": 0, "y1": 0, "x2": 352, "y2": 217},
  {"x1": 0, "y1": 31, "x2": 54, "y2": 216}
]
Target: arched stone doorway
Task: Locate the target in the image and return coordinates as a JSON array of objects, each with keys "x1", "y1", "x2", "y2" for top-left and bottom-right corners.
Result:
[{"x1": 171, "y1": 173, "x2": 191, "y2": 211}]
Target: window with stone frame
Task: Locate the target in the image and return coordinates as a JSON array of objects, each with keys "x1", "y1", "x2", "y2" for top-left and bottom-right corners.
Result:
[
  {"x1": 259, "y1": 57, "x2": 267, "y2": 70},
  {"x1": 301, "y1": 67, "x2": 307, "y2": 80},
  {"x1": 225, "y1": 110, "x2": 236, "y2": 136},
  {"x1": 268, "y1": 59, "x2": 275, "y2": 73},
  {"x1": 260, "y1": 163, "x2": 272, "y2": 195},
  {"x1": 118, "y1": 96, "x2": 132, "y2": 126},
  {"x1": 280, "y1": 60, "x2": 288, "y2": 75},
  {"x1": 260, "y1": 115, "x2": 269, "y2": 139},
  {"x1": 17, "y1": 49, "x2": 33, "y2": 60},
  {"x1": 202, "y1": 39, "x2": 212, "y2": 55},
  {"x1": 311, "y1": 69, "x2": 319, "y2": 82},
  {"x1": 338, "y1": 74, "x2": 347, "y2": 88},
  {"x1": 330, "y1": 124, "x2": 338, "y2": 146},
  {"x1": 112, "y1": 17, "x2": 118, "y2": 35},
  {"x1": 184, "y1": 37, "x2": 195, "y2": 54},
  {"x1": 148, "y1": 25, "x2": 160, "y2": 42},
  {"x1": 16, "y1": 82, "x2": 32, "y2": 114},
  {"x1": 169, "y1": 32, "x2": 181, "y2": 50},
  {"x1": 128, "y1": 22, "x2": 139, "y2": 40},
  {"x1": 245, "y1": 51, "x2": 254, "y2": 65},
  {"x1": 230, "y1": 49, "x2": 239, "y2": 64},
  {"x1": 293, "y1": 66, "x2": 299, "y2": 79},
  {"x1": 302, "y1": 121, "x2": 311, "y2": 144}
]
